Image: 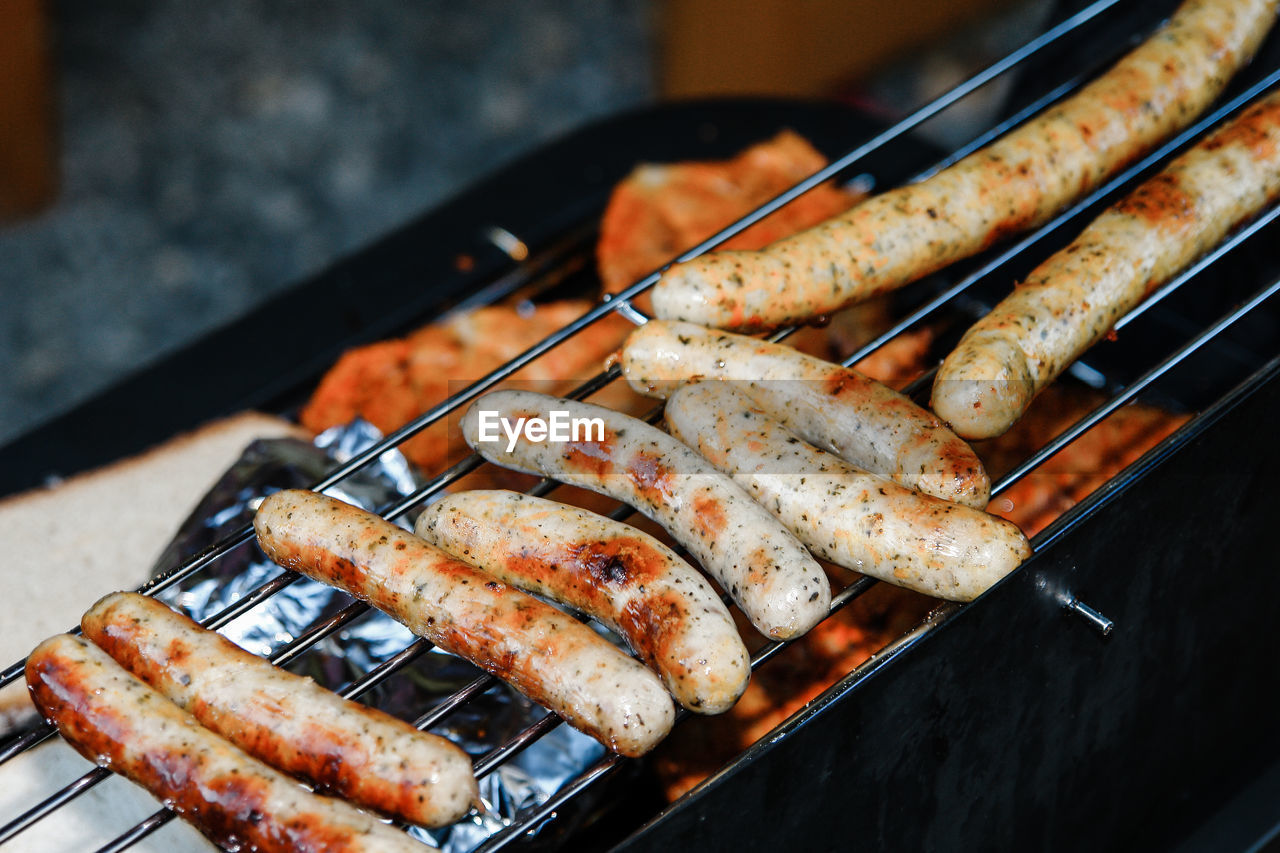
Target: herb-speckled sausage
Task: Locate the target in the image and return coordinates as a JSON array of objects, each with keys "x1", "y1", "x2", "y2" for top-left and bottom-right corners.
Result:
[
  {"x1": 666, "y1": 383, "x2": 1031, "y2": 601},
  {"x1": 416, "y1": 490, "x2": 750, "y2": 714},
  {"x1": 81, "y1": 591, "x2": 478, "y2": 827},
  {"x1": 460, "y1": 390, "x2": 831, "y2": 640},
  {"x1": 651, "y1": 0, "x2": 1279, "y2": 331},
  {"x1": 26, "y1": 633, "x2": 425, "y2": 852},
  {"x1": 253, "y1": 490, "x2": 674, "y2": 757},
  {"x1": 620, "y1": 319, "x2": 990, "y2": 507},
  {"x1": 933, "y1": 88, "x2": 1280, "y2": 438}
]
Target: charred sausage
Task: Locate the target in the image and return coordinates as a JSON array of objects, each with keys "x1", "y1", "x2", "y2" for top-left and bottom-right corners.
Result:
[
  {"x1": 26, "y1": 633, "x2": 425, "y2": 852},
  {"x1": 253, "y1": 490, "x2": 675, "y2": 757},
  {"x1": 81, "y1": 591, "x2": 478, "y2": 827},
  {"x1": 650, "y1": 0, "x2": 1279, "y2": 331},
  {"x1": 460, "y1": 390, "x2": 831, "y2": 640},
  {"x1": 416, "y1": 490, "x2": 750, "y2": 713}
]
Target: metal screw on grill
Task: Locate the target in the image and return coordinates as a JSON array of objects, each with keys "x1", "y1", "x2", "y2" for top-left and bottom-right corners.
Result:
[
  {"x1": 604, "y1": 294, "x2": 650, "y2": 326},
  {"x1": 1062, "y1": 595, "x2": 1115, "y2": 638},
  {"x1": 484, "y1": 225, "x2": 530, "y2": 261},
  {"x1": 1036, "y1": 573, "x2": 1115, "y2": 638}
]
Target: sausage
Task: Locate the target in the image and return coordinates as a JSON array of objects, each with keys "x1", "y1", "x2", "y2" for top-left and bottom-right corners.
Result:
[
  {"x1": 650, "y1": 0, "x2": 1279, "y2": 331},
  {"x1": 26, "y1": 633, "x2": 425, "y2": 852},
  {"x1": 416, "y1": 490, "x2": 750, "y2": 714},
  {"x1": 80, "y1": 591, "x2": 478, "y2": 828},
  {"x1": 620, "y1": 319, "x2": 990, "y2": 507},
  {"x1": 253, "y1": 490, "x2": 674, "y2": 757},
  {"x1": 933, "y1": 88, "x2": 1280, "y2": 439},
  {"x1": 460, "y1": 390, "x2": 830, "y2": 640},
  {"x1": 665, "y1": 383, "x2": 1032, "y2": 601}
]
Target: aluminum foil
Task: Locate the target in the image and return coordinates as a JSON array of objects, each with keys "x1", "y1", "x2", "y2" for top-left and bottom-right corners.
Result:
[{"x1": 149, "y1": 419, "x2": 606, "y2": 851}]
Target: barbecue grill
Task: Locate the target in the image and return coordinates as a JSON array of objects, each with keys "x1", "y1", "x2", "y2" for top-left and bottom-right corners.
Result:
[{"x1": 2, "y1": 0, "x2": 1279, "y2": 849}]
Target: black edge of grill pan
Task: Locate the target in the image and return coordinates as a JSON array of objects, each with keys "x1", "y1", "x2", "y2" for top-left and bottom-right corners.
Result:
[
  {"x1": 613, "y1": 356, "x2": 1280, "y2": 853},
  {"x1": 0, "y1": 98, "x2": 938, "y2": 500}
]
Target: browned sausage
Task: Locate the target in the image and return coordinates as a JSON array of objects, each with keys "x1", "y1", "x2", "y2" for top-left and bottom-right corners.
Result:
[
  {"x1": 81, "y1": 591, "x2": 478, "y2": 827},
  {"x1": 253, "y1": 489, "x2": 675, "y2": 757},
  {"x1": 26, "y1": 633, "x2": 425, "y2": 852},
  {"x1": 416, "y1": 490, "x2": 750, "y2": 713}
]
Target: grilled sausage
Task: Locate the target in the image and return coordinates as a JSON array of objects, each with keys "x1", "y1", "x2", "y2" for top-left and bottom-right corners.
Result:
[
  {"x1": 933, "y1": 88, "x2": 1280, "y2": 438},
  {"x1": 253, "y1": 490, "x2": 674, "y2": 757},
  {"x1": 650, "y1": 0, "x2": 1279, "y2": 331},
  {"x1": 416, "y1": 490, "x2": 750, "y2": 713},
  {"x1": 81, "y1": 591, "x2": 478, "y2": 827},
  {"x1": 620, "y1": 319, "x2": 990, "y2": 507},
  {"x1": 665, "y1": 383, "x2": 1032, "y2": 600},
  {"x1": 460, "y1": 390, "x2": 830, "y2": 640},
  {"x1": 26, "y1": 633, "x2": 425, "y2": 852}
]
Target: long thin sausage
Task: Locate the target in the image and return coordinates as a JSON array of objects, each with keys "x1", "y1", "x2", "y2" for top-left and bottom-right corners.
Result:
[
  {"x1": 460, "y1": 390, "x2": 831, "y2": 640},
  {"x1": 416, "y1": 490, "x2": 750, "y2": 713},
  {"x1": 620, "y1": 319, "x2": 990, "y2": 507},
  {"x1": 651, "y1": 0, "x2": 1279, "y2": 331},
  {"x1": 933, "y1": 88, "x2": 1280, "y2": 438},
  {"x1": 253, "y1": 490, "x2": 674, "y2": 757},
  {"x1": 81, "y1": 591, "x2": 478, "y2": 827},
  {"x1": 665, "y1": 383, "x2": 1031, "y2": 601},
  {"x1": 26, "y1": 633, "x2": 425, "y2": 852}
]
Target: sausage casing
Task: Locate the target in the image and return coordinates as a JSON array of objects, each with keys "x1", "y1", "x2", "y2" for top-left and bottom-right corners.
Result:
[
  {"x1": 620, "y1": 319, "x2": 990, "y2": 507},
  {"x1": 416, "y1": 490, "x2": 750, "y2": 713},
  {"x1": 665, "y1": 383, "x2": 1031, "y2": 600},
  {"x1": 253, "y1": 489, "x2": 675, "y2": 757},
  {"x1": 651, "y1": 0, "x2": 1279, "y2": 331},
  {"x1": 461, "y1": 390, "x2": 831, "y2": 639},
  {"x1": 933, "y1": 88, "x2": 1280, "y2": 438},
  {"x1": 26, "y1": 633, "x2": 424, "y2": 852},
  {"x1": 81, "y1": 591, "x2": 478, "y2": 827}
]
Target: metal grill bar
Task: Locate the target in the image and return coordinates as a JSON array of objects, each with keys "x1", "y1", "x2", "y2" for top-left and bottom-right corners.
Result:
[
  {"x1": 0, "y1": 767, "x2": 112, "y2": 848},
  {"x1": 93, "y1": 812, "x2": 174, "y2": 853},
  {"x1": 473, "y1": 754, "x2": 628, "y2": 853}
]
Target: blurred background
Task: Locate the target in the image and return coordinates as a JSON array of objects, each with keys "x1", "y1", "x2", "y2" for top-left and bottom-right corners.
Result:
[{"x1": 0, "y1": 0, "x2": 1046, "y2": 450}]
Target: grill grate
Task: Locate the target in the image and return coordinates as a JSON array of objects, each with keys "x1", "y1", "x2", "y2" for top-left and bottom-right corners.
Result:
[{"x1": 3, "y1": 0, "x2": 1279, "y2": 848}]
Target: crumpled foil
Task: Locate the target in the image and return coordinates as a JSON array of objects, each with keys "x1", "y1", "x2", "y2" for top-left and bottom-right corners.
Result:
[{"x1": 150, "y1": 419, "x2": 606, "y2": 851}]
